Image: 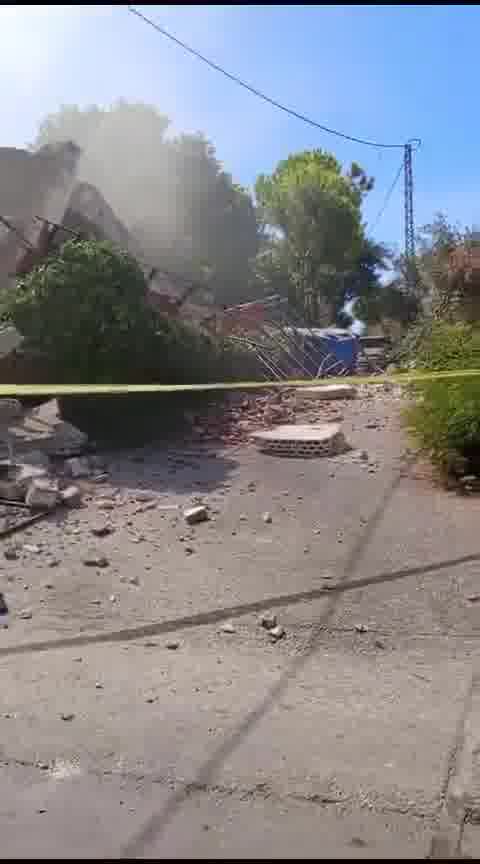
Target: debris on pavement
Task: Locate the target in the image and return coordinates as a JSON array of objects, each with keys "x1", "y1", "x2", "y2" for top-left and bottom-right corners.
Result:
[
  {"x1": 90, "y1": 524, "x2": 115, "y2": 537},
  {"x1": 184, "y1": 505, "x2": 209, "y2": 525},
  {"x1": 25, "y1": 478, "x2": 60, "y2": 511},
  {"x1": 219, "y1": 621, "x2": 236, "y2": 634},
  {"x1": 259, "y1": 611, "x2": 277, "y2": 630},
  {"x1": 22, "y1": 543, "x2": 41, "y2": 554},
  {"x1": 355, "y1": 623, "x2": 369, "y2": 633},
  {"x1": 97, "y1": 498, "x2": 115, "y2": 510},
  {"x1": 60, "y1": 713, "x2": 75, "y2": 722},
  {"x1": 262, "y1": 511, "x2": 273, "y2": 524},
  {"x1": 82, "y1": 552, "x2": 109, "y2": 568},
  {"x1": 61, "y1": 485, "x2": 82, "y2": 507},
  {"x1": 269, "y1": 624, "x2": 286, "y2": 640},
  {"x1": 166, "y1": 640, "x2": 180, "y2": 650},
  {"x1": 19, "y1": 609, "x2": 32, "y2": 620}
]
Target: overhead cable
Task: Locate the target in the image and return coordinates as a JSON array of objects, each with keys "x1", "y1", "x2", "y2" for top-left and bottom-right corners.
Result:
[{"x1": 127, "y1": 6, "x2": 415, "y2": 151}]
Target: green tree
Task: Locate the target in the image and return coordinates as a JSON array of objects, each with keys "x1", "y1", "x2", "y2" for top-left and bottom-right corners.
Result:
[
  {"x1": 255, "y1": 149, "x2": 372, "y2": 323},
  {"x1": 35, "y1": 102, "x2": 258, "y2": 306}
]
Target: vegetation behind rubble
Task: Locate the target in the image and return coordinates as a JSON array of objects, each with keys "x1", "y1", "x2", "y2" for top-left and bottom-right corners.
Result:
[
  {"x1": 3, "y1": 239, "x2": 258, "y2": 443},
  {"x1": 406, "y1": 321, "x2": 480, "y2": 478}
]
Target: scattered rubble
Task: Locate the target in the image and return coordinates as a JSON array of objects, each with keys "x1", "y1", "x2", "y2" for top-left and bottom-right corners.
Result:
[
  {"x1": 459, "y1": 475, "x2": 480, "y2": 494},
  {"x1": 23, "y1": 543, "x2": 41, "y2": 554},
  {"x1": 219, "y1": 621, "x2": 236, "y2": 634},
  {"x1": 91, "y1": 524, "x2": 115, "y2": 537},
  {"x1": 269, "y1": 624, "x2": 286, "y2": 641},
  {"x1": 82, "y1": 552, "x2": 109, "y2": 568},
  {"x1": 262, "y1": 511, "x2": 273, "y2": 524},
  {"x1": 355, "y1": 623, "x2": 369, "y2": 633},
  {"x1": 25, "y1": 478, "x2": 59, "y2": 510},
  {"x1": 184, "y1": 505, "x2": 209, "y2": 525},
  {"x1": 97, "y1": 498, "x2": 115, "y2": 510},
  {"x1": 166, "y1": 641, "x2": 180, "y2": 650},
  {"x1": 19, "y1": 609, "x2": 32, "y2": 620},
  {"x1": 259, "y1": 611, "x2": 277, "y2": 630}
]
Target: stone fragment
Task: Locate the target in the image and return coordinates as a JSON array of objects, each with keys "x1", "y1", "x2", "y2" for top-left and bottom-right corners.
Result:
[{"x1": 184, "y1": 505, "x2": 208, "y2": 525}]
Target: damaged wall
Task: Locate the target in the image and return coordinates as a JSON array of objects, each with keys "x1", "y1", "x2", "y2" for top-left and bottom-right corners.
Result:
[{"x1": 0, "y1": 141, "x2": 80, "y2": 287}]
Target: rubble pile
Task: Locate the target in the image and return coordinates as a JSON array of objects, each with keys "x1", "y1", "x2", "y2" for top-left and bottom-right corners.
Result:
[
  {"x1": 182, "y1": 388, "x2": 345, "y2": 447},
  {"x1": 0, "y1": 448, "x2": 103, "y2": 512}
]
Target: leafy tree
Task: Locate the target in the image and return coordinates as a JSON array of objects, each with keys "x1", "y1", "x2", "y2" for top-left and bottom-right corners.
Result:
[
  {"x1": 35, "y1": 102, "x2": 258, "y2": 306},
  {"x1": 255, "y1": 149, "x2": 372, "y2": 323}
]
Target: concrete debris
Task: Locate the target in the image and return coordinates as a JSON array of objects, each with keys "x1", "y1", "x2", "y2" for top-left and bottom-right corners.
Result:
[
  {"x1": 90, "y1": 524, "x2": 114, "y2": 537},
  {"x1": 82, "y1": 552, "x2": 109, "y2": 568},
  {"x1": 0, "y1": 463, "x2": 47, "y2": 501},
  {"x1": 219, "y1": 621, "x2": 236, "y2": 633},
  {"x1": 61, "y1": 485, "x2": 82, "y2": 507},
  {"x1": 184, "y1": 505, "x2": 209, "y2": 525},
  {"x1": 134, "y1": 501, "x2": 157, "y2": 514},
  {"x1": 166, "y1": 641, "x2": 180, "y2": 650},
  {"x1": 65, "y1": 457, "x2": 91, "y2": 479},
  {"x1": 134, "y1": 491, "x2": 155, "y2": 503},
  {"x1": 269, "y1": 624, "x2": 286, "y2": 640},
  {"x1": 259, "y1": 611, "x2": 277, "y2": 630},
  {"x1": 460, "y1": 475, "x2": 480, "y2": 494},
  {"x1": 355, "y1": 623, "x2": 369, "y2": 633},
  {"x1": 262, "y1": 511, "x2": 273, "y2": 524},
  {"x1": 22, "y1": 543, "x2": 41, "y2": 554},
  {"x1": 19, "y1": 609, "x2": 32, "y2": 620},
  {"x1": 97, "y1": 498, "x2": 115, "y2": 510},
  {"x1": 25, "y1": 478, "x2": 60, "y2": 510}
]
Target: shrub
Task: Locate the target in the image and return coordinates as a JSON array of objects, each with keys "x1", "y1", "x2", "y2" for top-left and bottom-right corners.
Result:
[{"x1": 405, "y1": 321, "x2": 480, "y2": 477}]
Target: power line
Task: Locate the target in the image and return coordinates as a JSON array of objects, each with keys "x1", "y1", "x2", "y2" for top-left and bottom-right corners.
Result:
[
  {"x1": 127, "y1": 5, "x2": 411, "y2": 151},
  {"x1": 370, "y1": 157, "x2": 404, "y2": 233}
]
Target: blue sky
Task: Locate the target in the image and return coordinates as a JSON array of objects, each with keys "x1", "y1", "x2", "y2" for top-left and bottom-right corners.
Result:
[{"x1": 2, "y1": 5, "x2": 479, "y2": 253}]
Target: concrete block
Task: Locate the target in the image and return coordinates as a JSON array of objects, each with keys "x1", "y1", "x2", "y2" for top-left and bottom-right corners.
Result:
[{"x1": 25, "y1": 478, "x2": 59, "y2": 510}]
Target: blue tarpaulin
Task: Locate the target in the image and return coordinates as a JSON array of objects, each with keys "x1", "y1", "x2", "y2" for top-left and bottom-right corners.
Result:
[{"x1": 286, "y1": 327, "x2": 359, "y2": 375}]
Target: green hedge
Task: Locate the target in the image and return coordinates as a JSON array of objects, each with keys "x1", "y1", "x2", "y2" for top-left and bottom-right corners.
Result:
[{"x1": 406, "y1": 321, "x2": 480, "y2": 477}]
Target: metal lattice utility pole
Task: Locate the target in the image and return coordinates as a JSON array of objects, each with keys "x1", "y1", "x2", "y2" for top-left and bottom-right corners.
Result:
[
  {"x1": 404, "y1": 143, "x2": 414, "y2": 259},
  {"x1": 404, "y1": 141, "x2": 417, "y2": 289}
]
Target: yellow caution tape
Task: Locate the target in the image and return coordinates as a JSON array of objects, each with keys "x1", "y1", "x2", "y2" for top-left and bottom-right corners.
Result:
[{"x1": 2, "y1": 368, "x2": 480, "y2": 396}]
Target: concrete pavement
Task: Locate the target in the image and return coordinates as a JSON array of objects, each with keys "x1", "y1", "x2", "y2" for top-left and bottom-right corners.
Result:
[{"x1": 1, "y1": 388, "x2": 480, "y2": 857}]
